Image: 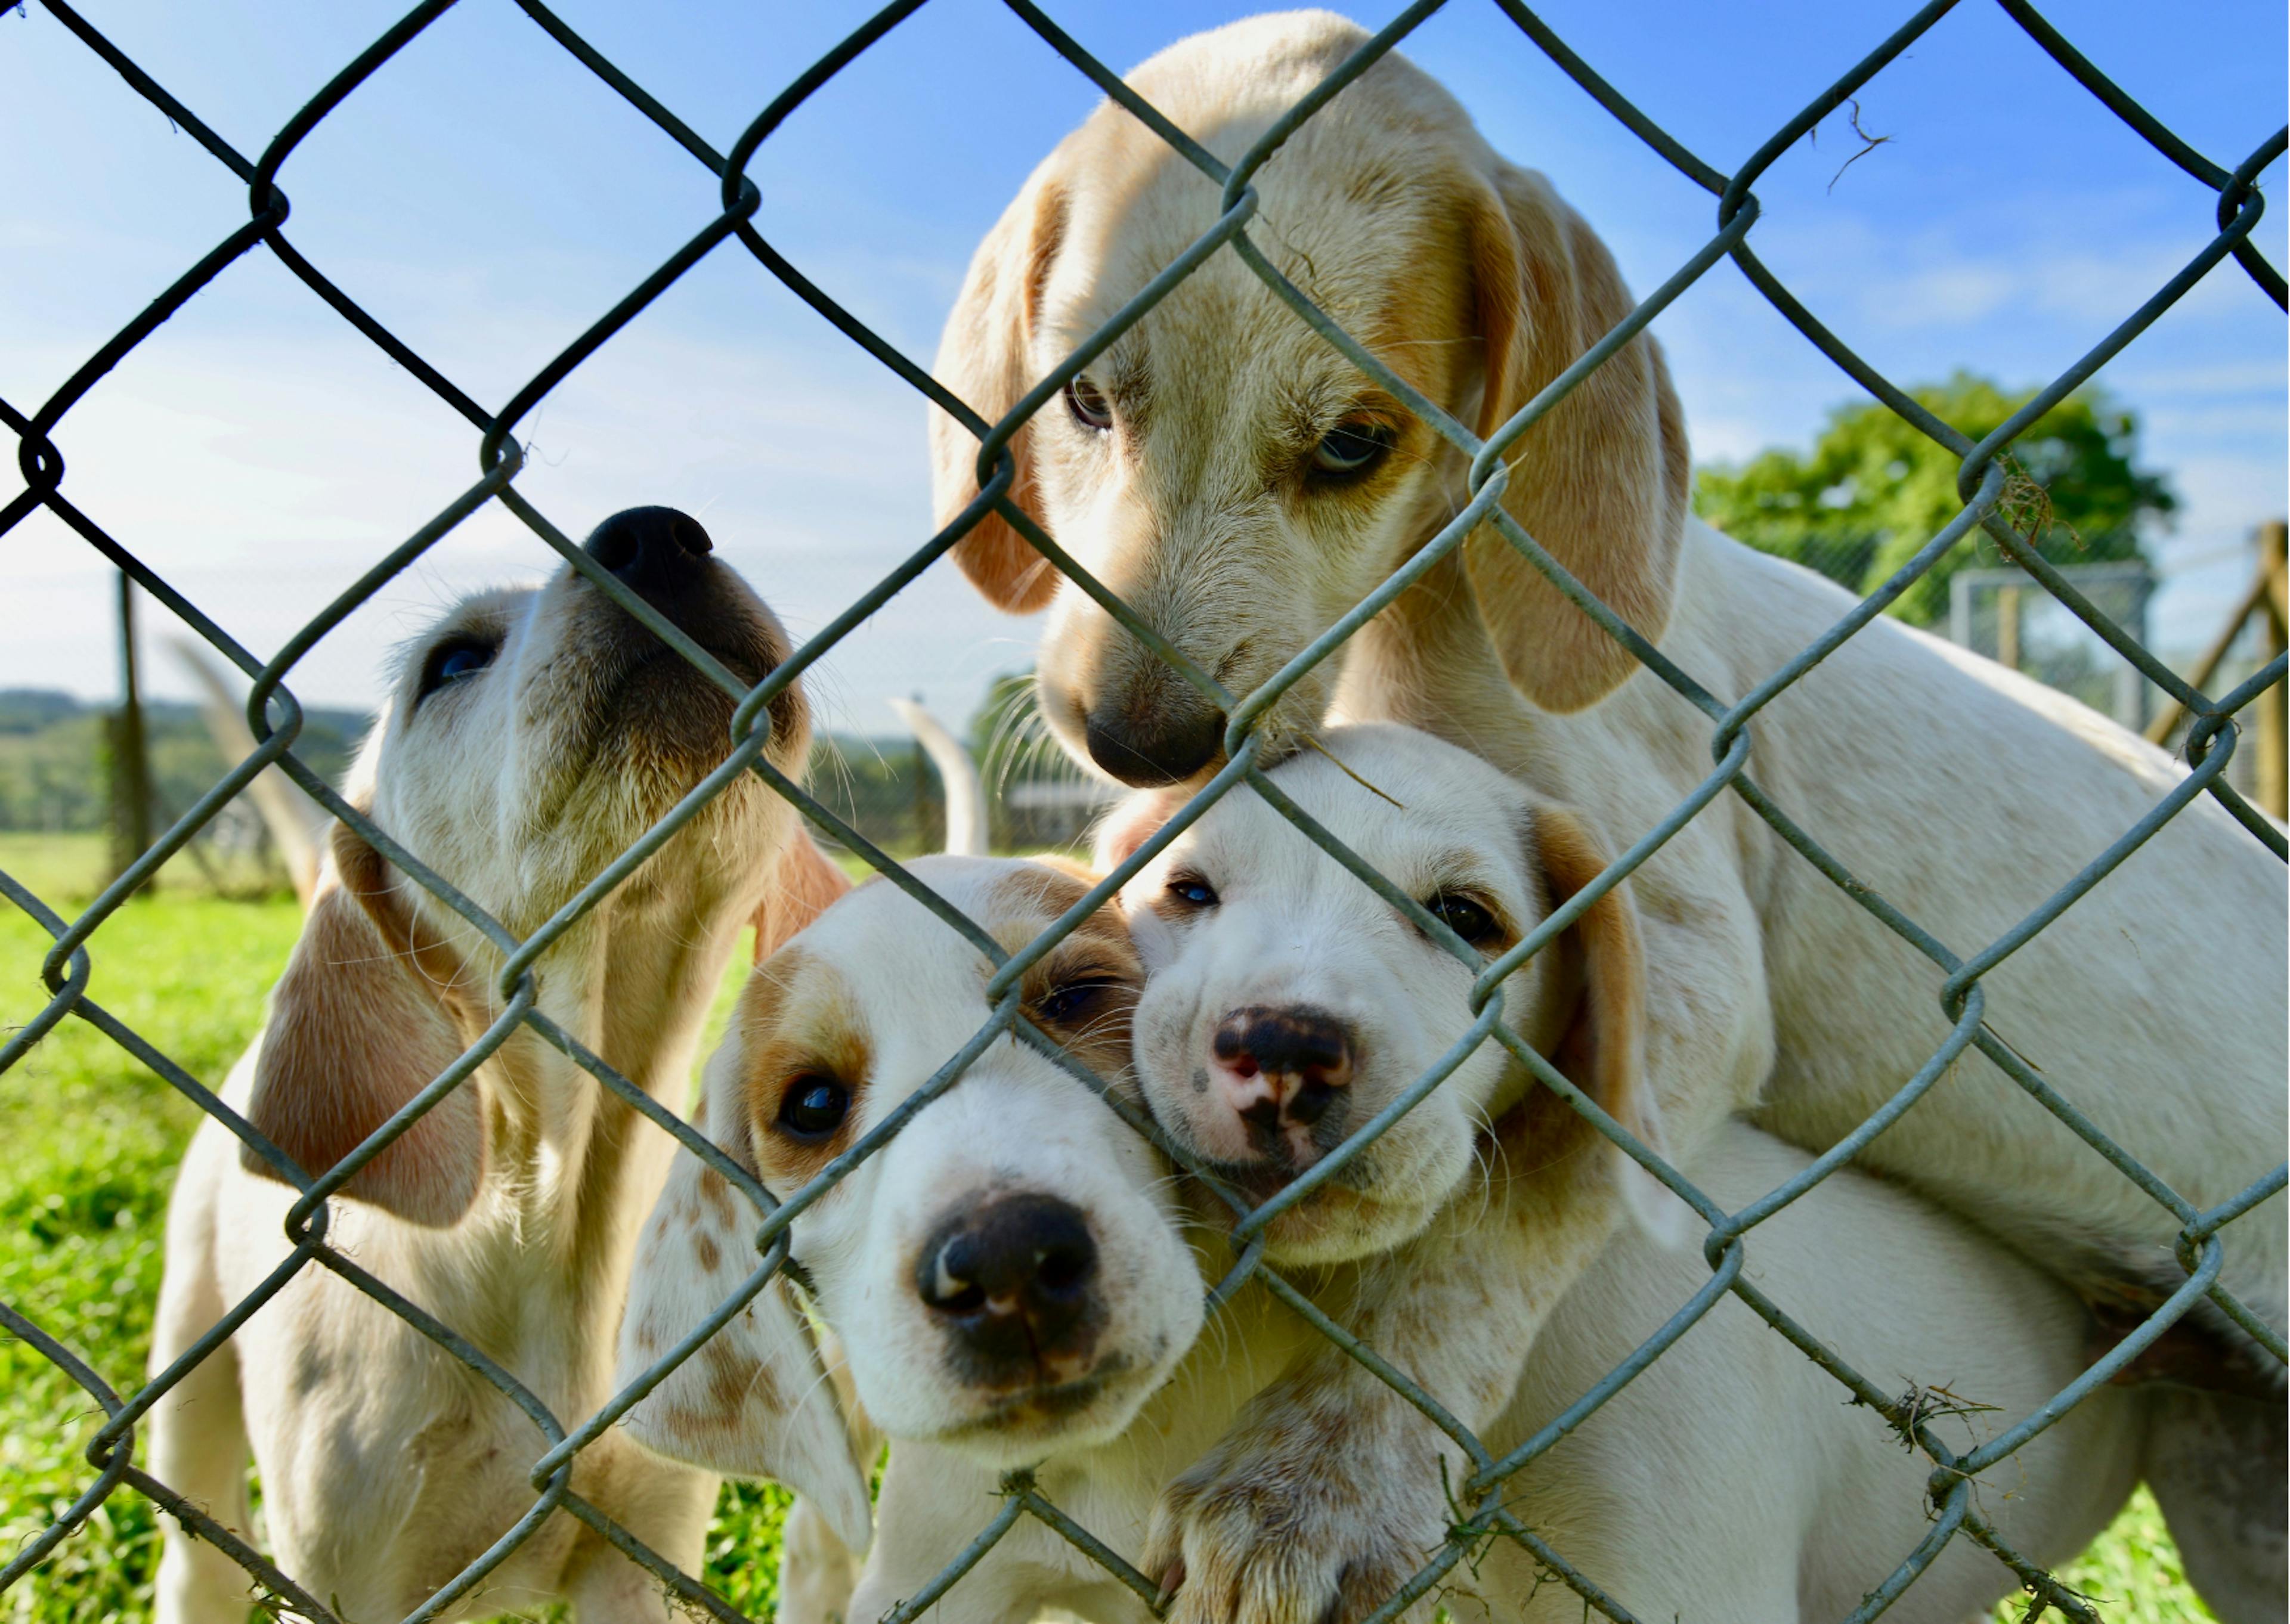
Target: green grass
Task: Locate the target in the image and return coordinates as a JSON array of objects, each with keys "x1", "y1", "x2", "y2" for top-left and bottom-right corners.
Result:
[
  {"x1": 0, "y1": 861, "x2": 790, "y2": 1622},
  {"x1": 0, "y1": 844, "x2": 2217, "y2": 1622}
]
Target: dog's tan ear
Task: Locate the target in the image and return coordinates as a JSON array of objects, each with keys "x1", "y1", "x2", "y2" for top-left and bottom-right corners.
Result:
[
  {"x1": 753, "y1": 830, "x2": 852, "y2": 964},
  {"x1": 615, "y1": 1040, "x2": 872, "y2": 1552},
  {"x1": 1463, "y1": 164, "x2": 1691, "y2": 714},
  {"x1": 1529, "y1": 807, "x2": 1682, "y2": 1242},
  {"x1": 242, "y1": 820, "x2": 484, "y2": 1227},
  {"x1": 930, "y1": 161, "x2": 1070, "y2": 614}
]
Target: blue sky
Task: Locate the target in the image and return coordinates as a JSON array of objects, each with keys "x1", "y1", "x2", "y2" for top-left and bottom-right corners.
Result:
[{"x1": 4, "y1": 0, "x2": 2283, "y2": 736}]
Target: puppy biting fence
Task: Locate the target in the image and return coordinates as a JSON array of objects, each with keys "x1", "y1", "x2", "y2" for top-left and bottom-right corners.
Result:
[{"x1": 3, "y1": 2, "x2": 2282, "y2": 1620}]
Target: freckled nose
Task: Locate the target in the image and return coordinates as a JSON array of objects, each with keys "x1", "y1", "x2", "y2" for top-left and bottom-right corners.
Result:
[{"x1": 1207, "y1": 1004, "x2": 1354, "y2": 1163}]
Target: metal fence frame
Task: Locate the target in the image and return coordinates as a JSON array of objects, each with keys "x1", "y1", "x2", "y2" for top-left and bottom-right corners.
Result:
[
  {"x1": 1948, "y1": 560, "x2": 2156, "y2": 730},
  {"x1": 4, "y1": 2, "x2": 2285, "y2": 1620}
]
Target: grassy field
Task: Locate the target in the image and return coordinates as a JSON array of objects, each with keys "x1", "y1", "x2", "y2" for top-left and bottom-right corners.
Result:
[{"x1": 0, "y1": 839, "x2": 2212, "y2": 1622}]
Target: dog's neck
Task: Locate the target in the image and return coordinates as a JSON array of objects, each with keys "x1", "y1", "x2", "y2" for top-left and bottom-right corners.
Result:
[
  {"x1": 1331, "y1": 550, "x2": 1557, "y2": 783},
  {"x1": 454, "y1": 882, "x2": 749, "y2": 1312}
]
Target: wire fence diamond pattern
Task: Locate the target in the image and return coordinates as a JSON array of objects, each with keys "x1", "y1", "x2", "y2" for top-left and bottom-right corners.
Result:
[{"x1": 3, "y1": 2, "x2": 2284, "y2": 1621}]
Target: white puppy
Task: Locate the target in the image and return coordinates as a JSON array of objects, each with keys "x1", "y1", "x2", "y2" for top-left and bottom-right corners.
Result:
[
  {"x1": 149, "y1": 508, "x2": 844, "y2": 1623},
  {"x1": 613, "y1": 856, "x2": 1202, "y2": 1563}
]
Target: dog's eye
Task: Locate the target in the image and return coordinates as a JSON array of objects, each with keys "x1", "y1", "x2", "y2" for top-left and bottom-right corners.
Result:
[
  {"x1": 1165, "y1": 873, "x2": 1219, "y2": 909},
  {"x1": 1039, "y1": 977, "x2": 1123, "y2": 1025},
  {"x1": 776, "y1": 1075, "x2": 850, "y2": 1140},
  {"x1": 1424, "y1": 891, "x2": 1500, "y2": 947},
  {"x1": 1064, "y1": 376, "x2": 1113, "y2": 432},
  {"x1": 416, "y1": 636, "x2": 497, "y2": 702},
  {"x1": 1311, "y1": 419, "x2": 1396, "y2": 478}
]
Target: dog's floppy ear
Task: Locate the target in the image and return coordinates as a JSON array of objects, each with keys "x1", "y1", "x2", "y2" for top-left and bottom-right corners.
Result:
[
  {"x1": 753, "y1": 829, "x2": 852, "y2": 965},
  {"x1": 241, "y1": 820, "x2": 484, "y2": 1226},
  {"x1": 1528, "y1": 806, "x2": 1683, "y2": 1244},
  {"x1": 930, "y1": 160, "x2": 1070, "y2": 614},
  {"x1": 615, "y1": 1037, "x2": 872, "y2": 1553},
  {"x1": 1463, "y1": 164, "x2": 1691, "y2": 714}
]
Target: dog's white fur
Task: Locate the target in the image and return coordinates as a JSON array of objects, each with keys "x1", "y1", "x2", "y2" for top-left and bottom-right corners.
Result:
[
  {"x1": 846, "y1": 1118, "x2": 2144, "y2": 1624},
  {"x1": 612, "y1": 857, "x2": 1202, "y2": 1557},
  {"x1": 928, "y1": 14, "x2": 2286, "y2": 1618},
  {"x1": 148, "y1": 547, "x2": 842, "y2": 1623},
  {"x1": 705, "y1": 730, "x2": 2142, "y2": 1624}
]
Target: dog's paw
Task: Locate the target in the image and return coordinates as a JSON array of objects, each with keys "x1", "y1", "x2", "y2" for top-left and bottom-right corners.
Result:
[{"x1": 1143, "y1": 1378, "x2": 1455, "y2": 1624}]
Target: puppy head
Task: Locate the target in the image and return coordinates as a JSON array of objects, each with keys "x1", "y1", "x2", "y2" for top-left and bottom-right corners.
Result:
[
  {"x1": 1114, "y1": 723, "x2": 1663, "y2": 1265},
  {"x1": 616, "y1": 857, "x2": 1202, "y2": 1537},
  {"x1": 373, "y1": 506, "x2": 807, "y2": 919},
  {"x1": 243, "y1": 508, "x2": 826, "y2": 1225},
  {"x1": 932, "y1": 12, "x2": 1688, "y2": 790}
]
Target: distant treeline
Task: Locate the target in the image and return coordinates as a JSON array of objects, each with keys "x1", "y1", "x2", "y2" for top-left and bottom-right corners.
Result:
[
  {"x1": 0, "y1": 690, "x2": 367, "y2": 833},
  {"x1": 0, "y1": 683, "x2": 1105, "y2": 853}
]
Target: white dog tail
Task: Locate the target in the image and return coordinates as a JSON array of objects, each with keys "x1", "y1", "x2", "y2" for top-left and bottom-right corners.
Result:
[
  {"x1": 890, "y1": 698, "x2": 988, "y2": 857},
  {"x1": 168, "y1": 638, "x2": 329, "y2": 909}
]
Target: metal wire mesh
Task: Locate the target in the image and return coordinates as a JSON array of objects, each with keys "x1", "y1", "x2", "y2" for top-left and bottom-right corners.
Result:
[{"x1": 3, "y1": 2, "x2": 2283, "y2": 1620}]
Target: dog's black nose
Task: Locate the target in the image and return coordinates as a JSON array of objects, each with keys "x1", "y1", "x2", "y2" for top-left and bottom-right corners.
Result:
[
  {"x1": 916, "y1": 1194, "x2": 1100, "y2": 1384},
  {"x1": 583, "y1": 506, "x2": 713, "y2": 598},
  {"x1": 1083, "y1": 699, "x2": 1224, "y2": 787}
]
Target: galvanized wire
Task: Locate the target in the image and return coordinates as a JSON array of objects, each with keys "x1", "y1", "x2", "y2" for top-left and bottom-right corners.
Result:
[{"x1": 3, "y1": 2, "x2": 2283, "y2": 1622}]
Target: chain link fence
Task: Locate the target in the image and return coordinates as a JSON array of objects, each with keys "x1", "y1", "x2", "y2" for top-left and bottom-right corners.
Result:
[{"x1": 3, "y1": 2, "x2": 2284, "y2": 1621}]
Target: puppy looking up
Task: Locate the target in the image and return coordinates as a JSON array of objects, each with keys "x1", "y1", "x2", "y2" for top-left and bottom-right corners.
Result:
[
  {"x1": 614, "y1": 856, "x2": 1200, "y2": 1558},
  {"x1": 149, "y1": 509, "x2": 842, "y2": 1624},
  {"x1": 847, "y1": 733, "x2": 2143, "y2": 1622}
]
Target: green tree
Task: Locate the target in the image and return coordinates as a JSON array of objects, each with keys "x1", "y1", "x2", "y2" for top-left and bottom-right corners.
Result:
[{"x1": 1692, "y1": 373, "x2": 2175, "y2": 625}]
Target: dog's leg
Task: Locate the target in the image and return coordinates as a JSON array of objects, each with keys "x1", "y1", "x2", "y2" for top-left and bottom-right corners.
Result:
[
  {"x1": 776, "y1": 1494, "x2": 867, "y2": 1624},
  {"x1": 563, "y1": 1450, "x2": 717, "y2": 1624},
  {"x1": 149, "y1": 1132, "x2": 254, "y2": 1624},
  {"x1": 2145, "y1": 1387, "x2": 2287, "y2": 1624},
  {"x1": 1146, "y1": 1157, "x2": 1620, "y2": 1624}
]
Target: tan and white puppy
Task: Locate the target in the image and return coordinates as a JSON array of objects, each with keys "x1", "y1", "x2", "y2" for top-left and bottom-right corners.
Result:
[
  {"x1": 757, "y1": 730, "x2": 2139, "y2": 1624},
  {"x1": 929, "y1": 13, "x2": 2286, "y2": 1617},
  {"x1": 1112, "y1": 725, "x2": 1670, "y2": 1275},
  {"x1": 148, "y1": 508, "x2": 844, "y2": 1624},
  {"x1": 613, "y1": 857, "x2": 1202, "y2": 1558}
]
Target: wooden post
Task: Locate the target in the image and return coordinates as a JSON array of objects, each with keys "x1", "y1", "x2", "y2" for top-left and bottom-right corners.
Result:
[
  {"x1": 1995, "y1": 582, "x2": 2022, "y2": 672},
  {"x1": 109, "y1": 570, "x2": 155, "y2": 893},
  {"x1": 2258, "y1": 520, "x2": 2286, "y2": 820}
]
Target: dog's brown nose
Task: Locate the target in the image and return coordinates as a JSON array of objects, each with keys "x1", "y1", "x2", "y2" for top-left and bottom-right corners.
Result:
[
  {"x1": 1209, "y1": 1005, "x2": 1354, "y2": 1163},
  {"x1": 583, "y1": 506, "x2": 713, "y2": 600},
  {"x1": 917, "y1": 1194, "x2": 1100, "y2": 1386}
]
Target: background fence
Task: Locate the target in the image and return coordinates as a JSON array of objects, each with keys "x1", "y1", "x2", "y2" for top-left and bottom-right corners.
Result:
[{"x1": 2, "y1": 2, "x2": 2284, "y2": 1622}]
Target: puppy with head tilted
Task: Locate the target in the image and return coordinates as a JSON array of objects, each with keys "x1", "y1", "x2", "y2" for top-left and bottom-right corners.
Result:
[
  {"x1": 929, "y1": 13, "x2": 2284, "y2": 1614},
  {"x1": 620, "y1": 726, "x2": 2142, "y2": 1624},
  {"x1": 612, "y1": 856, "x2": 1202, "y2": 1585},
  {"x1": 148, "y1": 509, "x2": 847, "y2": 1624}
]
